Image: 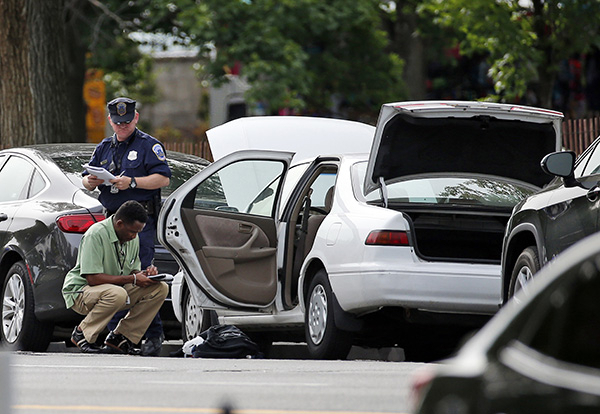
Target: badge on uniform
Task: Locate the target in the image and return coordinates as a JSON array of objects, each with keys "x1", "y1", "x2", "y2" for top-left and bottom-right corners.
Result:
[
  {"x1": 153, "y1": 143, "x2": 166, "y2": 161},
  {"x1": 128, "y1": 150, "x2": 138, "y2": 161}
]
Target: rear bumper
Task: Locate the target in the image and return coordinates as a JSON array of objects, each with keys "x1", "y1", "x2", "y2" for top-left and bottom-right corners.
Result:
[{"x1": 329, "y1": 261, "x2": 501, "y2": 316}]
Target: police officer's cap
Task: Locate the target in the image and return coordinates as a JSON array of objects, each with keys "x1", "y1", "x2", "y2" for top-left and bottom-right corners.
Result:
[{"x1": 107, "y1": 97, "x2": 136, "y2": 124}]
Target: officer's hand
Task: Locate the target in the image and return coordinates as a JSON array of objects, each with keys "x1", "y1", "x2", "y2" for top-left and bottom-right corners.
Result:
[
  {"x1": 109, "y1": 175, "x2": 132, "y2": 191},
  {"x1": 86, "y1": 174, "x2": 103, "y2": 188},
  {"x1": 144, "y1": 265, "x2": 158, "y2": 276}
]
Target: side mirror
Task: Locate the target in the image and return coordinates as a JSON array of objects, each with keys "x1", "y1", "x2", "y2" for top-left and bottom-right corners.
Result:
[{"x1": 541, "y1": 151, "x2": 576, "y2": 178}]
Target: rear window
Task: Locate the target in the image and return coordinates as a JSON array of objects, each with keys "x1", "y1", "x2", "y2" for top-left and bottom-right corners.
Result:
[
  {"x1": 352, "y1": 161, "x2": 536, "y2": 208},
  {"x1": 50, "y1": 151, "x2": 207, "y2": 198}
]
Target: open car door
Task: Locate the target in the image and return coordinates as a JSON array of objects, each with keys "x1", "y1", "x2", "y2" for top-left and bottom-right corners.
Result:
[{"x1": 158, "y1": 150, "x2": 293, "y2": 310}]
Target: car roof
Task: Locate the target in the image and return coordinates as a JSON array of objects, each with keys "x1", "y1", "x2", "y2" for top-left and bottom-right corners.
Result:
[{"x1": 206, "y1": 116, "x2": 375, "y2": 163}]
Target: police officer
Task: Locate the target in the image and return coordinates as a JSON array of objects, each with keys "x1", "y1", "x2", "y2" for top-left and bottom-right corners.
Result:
[{"x1": 83, "y1": 97, "x2": 171, "y2": 356}]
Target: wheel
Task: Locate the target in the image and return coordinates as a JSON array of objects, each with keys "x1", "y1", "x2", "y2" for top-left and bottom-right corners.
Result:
[
  {"x1": 305, "y1": 269, "x2": 352, "y2": 360},
  {"x1": 1, "y1": 261, "x2": 53, "y2": 351},
  {"x1": 508, "y1": 246, "x2": 540, "y2": 302},
  {"x1": 181, "y1": 287, "x2": 215, "y2": 341}
]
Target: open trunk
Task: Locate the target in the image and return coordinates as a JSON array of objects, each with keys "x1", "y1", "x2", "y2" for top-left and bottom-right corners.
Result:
[{"x1": 398, "y1": 206, "x2": 511, "y2": 264}]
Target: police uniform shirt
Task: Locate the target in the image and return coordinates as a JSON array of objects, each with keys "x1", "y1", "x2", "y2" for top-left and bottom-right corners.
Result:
[{"x1": 85, "y1": 129, "x2": 171, "y2": 213}]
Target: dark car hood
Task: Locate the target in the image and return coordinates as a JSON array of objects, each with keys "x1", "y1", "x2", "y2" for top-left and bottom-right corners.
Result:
[{"x1": 364, "y1": 101, "x2": 564, "y2": 194}]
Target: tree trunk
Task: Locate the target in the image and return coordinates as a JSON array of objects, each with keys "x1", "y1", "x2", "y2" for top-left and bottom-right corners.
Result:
[
  {"x1": 395, "y1": 3, "x2": 426, "y2": 100},
  {"x1": 27, "y1": 0, "x2": 77, "y2": 144},
  {"x1": 0, "y1": 0, "x2": 35, "y2": 148},
  {"x1": 64, "y1": 0, "x2": 89, "y2": 143}
]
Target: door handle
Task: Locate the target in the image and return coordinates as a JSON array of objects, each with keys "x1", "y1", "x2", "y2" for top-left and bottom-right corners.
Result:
[
  {"x1": 586, "y1": 186, "x2": 600, "y2": 202},
  {"x1": 238, "y1": 223, "x2": 253, "y2": 234}
]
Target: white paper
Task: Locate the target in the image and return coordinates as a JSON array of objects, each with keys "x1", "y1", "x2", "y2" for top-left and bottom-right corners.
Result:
[
  {"x1": 83, "y1": 164, "x2": 116, "y2": 186},
  {"x1": 147, "y1": 273, "x2": 174, "y2": 282}
]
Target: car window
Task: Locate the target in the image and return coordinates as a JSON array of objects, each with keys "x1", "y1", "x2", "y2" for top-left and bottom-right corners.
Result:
[
  {"x1": 51, "y1": 153, "x2": 93, "y2": 188},
  {"x1": 163, "y1": 158, "x2": 206, "y2": 197},
  {"x1": 0, "y1": 156, "x2": 35, "y2": 202},
  {"x1": 574, "y1": 140, "x2": 600, "y2": 178},
  {"x1": 351, "y1": 161, "x2": 535, "y2": 208},
  {"x1": 30, "y1": 169, "x2": 47, "y2": 197},
  {"x1": 190, "y1": 159, "x2": 286, "y2": 217},
  {"x1": 514, "y1": 258, "x2": 600, "y2": 370},
  {"x1": 246, "y1": 162, "x2": 310, "y2": 217},
  {"x1": 308, "y1": 172, "x2": 337, "y2": 209},
  {"x1": 51, "y1": 152, "x2": 207, "y2": 197}
]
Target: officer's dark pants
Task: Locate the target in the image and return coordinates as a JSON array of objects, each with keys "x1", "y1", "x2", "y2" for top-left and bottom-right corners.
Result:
[{"x1": 107, "y1": 215, "x2": 164, "y2": 339}]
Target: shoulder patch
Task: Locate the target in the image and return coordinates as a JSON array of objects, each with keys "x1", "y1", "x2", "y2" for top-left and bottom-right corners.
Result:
[{"x1": 152, "y1": 143, "x2": 166, "y2": 161}]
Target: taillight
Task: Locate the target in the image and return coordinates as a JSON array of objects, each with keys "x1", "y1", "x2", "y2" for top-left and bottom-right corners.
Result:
[
  {"x1": 365, "y1": 230, "x2": 409, "y2": 246},
  {"x1": 56, "y1": 213, "x2": 106, "y2": 233},
  {"x1": 409, "y1": 366, "x2": 436, "y2": 411}
]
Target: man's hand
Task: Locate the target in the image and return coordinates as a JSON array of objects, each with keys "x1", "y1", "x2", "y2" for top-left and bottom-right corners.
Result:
[
  {"x1": 132, "y1": 266, "x2": 160, "y2": 287},
  {"x1": 109, "y1": 175, "x2": 133, "y2": 191},
  {"x1": 133, "y1": 271, "x2": 157, "y2": 287},
  {"x1": 84, "y1": 174, "x2": 104, "y2": 190}
]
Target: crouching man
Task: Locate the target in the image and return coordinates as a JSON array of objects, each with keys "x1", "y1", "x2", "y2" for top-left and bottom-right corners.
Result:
[{"x1": 62, "y1": 200, "x2": 169, "y2": 354}]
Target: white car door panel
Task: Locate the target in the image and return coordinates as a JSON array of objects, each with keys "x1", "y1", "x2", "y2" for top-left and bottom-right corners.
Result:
[{"x1": 158, "y1": 150, "x2": 293, "y2": 310}]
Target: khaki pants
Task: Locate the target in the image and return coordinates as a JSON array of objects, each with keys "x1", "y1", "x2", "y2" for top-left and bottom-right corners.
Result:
[{"x1": 72, "y1": 282, "x2": 169, "y2": 344}]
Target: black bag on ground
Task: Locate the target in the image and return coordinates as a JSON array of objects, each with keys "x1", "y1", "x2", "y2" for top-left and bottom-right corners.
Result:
[{"x1": 191, "y1": 324, "x2": 262, "y2": 359}]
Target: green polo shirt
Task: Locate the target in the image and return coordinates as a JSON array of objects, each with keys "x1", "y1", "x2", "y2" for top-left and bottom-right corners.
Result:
[{"x1": 62, "y1": 217, "x2": 141, "y2": 309}]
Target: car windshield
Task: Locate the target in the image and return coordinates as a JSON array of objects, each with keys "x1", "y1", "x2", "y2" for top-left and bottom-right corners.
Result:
[{"x1": 351, "y1": 161, "x2": 536, "y2": 208}]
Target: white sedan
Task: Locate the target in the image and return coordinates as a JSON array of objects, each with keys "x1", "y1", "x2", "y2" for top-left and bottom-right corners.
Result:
[{"x1": 158, "y1": 101, "x2": 563, "y2": 360}]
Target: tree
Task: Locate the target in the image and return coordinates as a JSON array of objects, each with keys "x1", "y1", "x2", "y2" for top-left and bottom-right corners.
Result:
[
  {"x1": 420, "y1": 0, "x2": 600, "y2": 108},
  {"x1": 1, "y1": 0, "x2": 176, "y2": 147},
  {"x1": 0, "y1": 0, "x2": 75, "y2": 147},
  {"x1": 176, "y1": 0, "x2": 406, "y2": 121},
  {"x1": 1, "y1": 0, "x2": 407, "y2": 146},
  {"x1": 380, "y1": 1, "x2": 426, "y2": 100}
]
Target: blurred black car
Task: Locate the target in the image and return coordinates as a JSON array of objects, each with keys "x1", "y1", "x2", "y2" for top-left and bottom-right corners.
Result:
[
  {"x1": 0, "y1": 143, "x2": 208, "y2": 351},
  {"x1": 412, "y1": 231, "x2": 600, "y2": 413},
  {"x1": 501, "y1": 134, "x2": 600, "y2": 303}
]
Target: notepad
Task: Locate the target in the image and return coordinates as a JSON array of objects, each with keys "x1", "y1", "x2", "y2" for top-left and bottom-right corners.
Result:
[{"x1": 83, "y1": 164, "x2": 116, "y2": 185}]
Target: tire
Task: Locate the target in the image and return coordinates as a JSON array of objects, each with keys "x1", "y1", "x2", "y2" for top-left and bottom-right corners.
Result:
[
  {"x1": 1, "y1": 261, "x2": 53, "y2": 351},
  {"x1": 181, "y1": 287, "x2": 215, "y2": 341},
  {"x1": 305, "y1": 269, "x2": 352, "y2": 360},
  {"x1": 508, "y1": 246, "x2": 540, "y2": 301}
]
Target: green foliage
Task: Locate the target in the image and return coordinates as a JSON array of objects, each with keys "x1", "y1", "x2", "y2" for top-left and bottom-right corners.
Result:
[
  {"x1": 419, "y1": 0, "x2": 600, "y2": 104},
  {"x1": 176, "y1": 0, "x2": 406, "y2": 118},
  {"x1": 69, "y1": 0, "x2": 184, "y2": 104}
]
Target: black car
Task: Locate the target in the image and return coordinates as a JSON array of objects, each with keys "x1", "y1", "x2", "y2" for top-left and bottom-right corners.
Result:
[
  {"x1": 0, "y1": 143, "x2": 208, "y2": 351},
  {"x1": 501, "y1": 135, "x2": 600, "y2": 303},
  {"x1": 412, "y1": 231, "x2": 600, "y2": 413}
]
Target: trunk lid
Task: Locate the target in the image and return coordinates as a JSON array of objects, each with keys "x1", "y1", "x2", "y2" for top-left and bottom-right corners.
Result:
[{"x1": 364, "y1": 101, "x2": 564, "y2": 195}]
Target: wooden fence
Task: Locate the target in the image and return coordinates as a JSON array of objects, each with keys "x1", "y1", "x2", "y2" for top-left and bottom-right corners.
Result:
[
  {"x1": 562, "y1": 116, "x2": 600, "y2": 155},
  {"x1": 163, "y1": 140, "x2": 213, "y2": 161}
]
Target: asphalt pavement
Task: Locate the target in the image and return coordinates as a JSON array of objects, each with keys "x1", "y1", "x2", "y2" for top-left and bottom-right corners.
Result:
[{"x1": 47, "y1": 340, "x2": 405, "y2": 361}]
